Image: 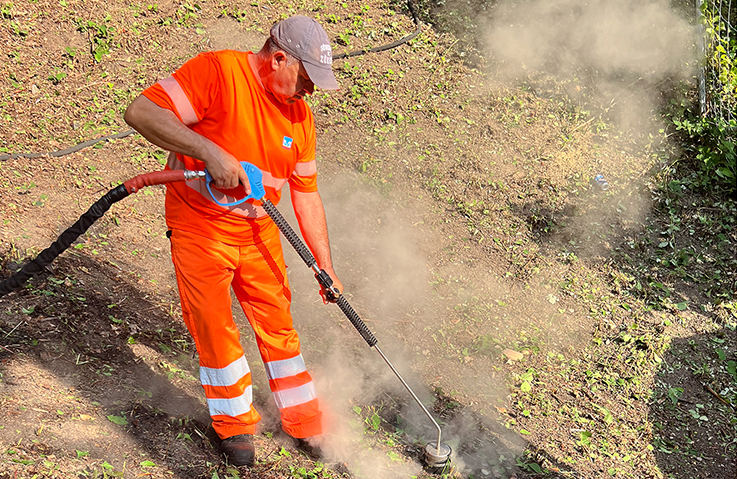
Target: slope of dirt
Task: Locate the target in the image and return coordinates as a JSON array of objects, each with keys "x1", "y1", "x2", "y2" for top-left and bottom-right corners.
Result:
[{"x1": 1, "y1": 1, "x2": 735, "y2": 479}]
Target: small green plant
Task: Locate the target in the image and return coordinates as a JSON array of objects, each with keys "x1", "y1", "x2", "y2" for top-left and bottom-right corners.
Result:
[
  {"x1": 75, "y1": 16, "x2": 113, "y2": 62},
  {"x1": 337, "y1": 30, "x2": 351, "y2": 47},
  {"x1": 48, "y1": 70, "x2": 67, "y2": 84},
  {"x1": 10, "y1": 21, "x2": 28, "y2": 36}
]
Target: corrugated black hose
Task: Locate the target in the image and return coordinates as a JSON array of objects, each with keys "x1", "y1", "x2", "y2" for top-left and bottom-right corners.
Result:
[
  {"x1": 0, "y1": 169, "x2": 191, "y2": 298},
  {"x1": 0, "y1": 185, "x2": 130, "y2": 298}
]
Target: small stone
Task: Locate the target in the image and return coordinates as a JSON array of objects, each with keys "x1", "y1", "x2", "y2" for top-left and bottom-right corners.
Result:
[
  {"x1": 31, "y1": 84, "x2": 39, "y2": 95},
  {"x1": 502, "y1": 349, "x2": 524, "y2": 361}
]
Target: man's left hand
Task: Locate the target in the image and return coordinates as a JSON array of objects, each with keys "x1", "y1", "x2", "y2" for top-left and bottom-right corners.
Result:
[{"x1": 319, "y1": 267, "x2": 343, "y2": 304}]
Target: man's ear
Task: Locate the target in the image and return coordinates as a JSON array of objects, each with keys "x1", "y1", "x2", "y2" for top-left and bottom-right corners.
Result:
[{"x1": 270, "y1": 51, "x2": 289, "y2": 71}]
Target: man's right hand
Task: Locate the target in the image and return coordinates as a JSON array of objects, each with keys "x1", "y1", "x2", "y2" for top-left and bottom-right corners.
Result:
[{"x1": 204, "y1": 146, "x2": 252, "y2": 195}]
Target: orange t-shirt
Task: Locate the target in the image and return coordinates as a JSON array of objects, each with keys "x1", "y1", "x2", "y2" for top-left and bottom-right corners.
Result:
[{"x1": 142, "y1": 50, "x2": 318, "y2": 245}]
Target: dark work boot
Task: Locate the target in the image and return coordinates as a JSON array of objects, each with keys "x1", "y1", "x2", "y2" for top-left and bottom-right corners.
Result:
[{"x1": 220, "y1": 434, "x2": 255, "y2": 466}]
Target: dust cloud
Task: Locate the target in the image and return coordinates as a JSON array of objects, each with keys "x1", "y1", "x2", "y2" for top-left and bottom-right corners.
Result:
[
  {"x1": 484, "y1": 0, "x2": 697, "y2": 130},
  {"x1": 279, "y1": 172, "x2": 441, "y2": 476},
  {"x1": 480, "y1": 0, "x2": 696, "y2": 256},
  {"x1": 277, "y1": 171, "x2": 530, "y2": 476}
]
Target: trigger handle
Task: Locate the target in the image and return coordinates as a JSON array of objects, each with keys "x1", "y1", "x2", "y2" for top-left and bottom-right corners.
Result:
[{"x1": 204, "y1": 162, "x2": 266, "y2": 206}]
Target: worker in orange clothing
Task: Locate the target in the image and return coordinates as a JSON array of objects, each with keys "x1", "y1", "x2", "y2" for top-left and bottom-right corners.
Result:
[{"x1": 123, "y1": 15, "x2": 342, "y2": 467}]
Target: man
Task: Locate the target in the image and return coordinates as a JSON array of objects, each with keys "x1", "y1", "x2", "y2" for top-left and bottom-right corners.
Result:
[{"x1": 123, "y1": 15, "x2": 342, "y2": 467}]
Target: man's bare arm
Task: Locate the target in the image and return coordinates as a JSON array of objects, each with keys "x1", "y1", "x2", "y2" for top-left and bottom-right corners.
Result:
[
  {"x1": 124, "y1": 95, "x2": 250, "y2": 191},
  {"x1": 290, "y1": 188, "x2": 343, "y2": 300}
]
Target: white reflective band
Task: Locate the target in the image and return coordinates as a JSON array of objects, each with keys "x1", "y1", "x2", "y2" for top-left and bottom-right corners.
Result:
[
  {"x1": 166, "y1": 153, "x2": 268, "y2": 218},
  {"x1": 158, "y1": 77, "x2": 198, "y2": 125},
  {"x1": 264, "y1": 354, "x2": 306, "y2": 380},
  {"x1": 273, "y1": 382, "x2": 317, "y2": 409},
  {"x1": 261, "y1": 171, "x2": 288, "y2": 191},
  {"x1": 293, "y1": 160, "x2": 316, "y2": 177},
  {"x1": 207, "y1": 386, "x2": 253, "y2": 417},
  {"x1": 200, "y1": 355, "x2": 250, "y2": 387}
]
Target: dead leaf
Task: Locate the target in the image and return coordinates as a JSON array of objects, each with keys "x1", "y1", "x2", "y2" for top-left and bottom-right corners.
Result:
[{"x1": 503, "y1": 349, "x2": 524, "y2": 361}]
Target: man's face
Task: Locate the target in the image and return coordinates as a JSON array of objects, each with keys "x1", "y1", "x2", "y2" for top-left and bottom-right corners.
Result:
[{"x1": 268, "y1": 55, "x2": 314, "y2": 105}]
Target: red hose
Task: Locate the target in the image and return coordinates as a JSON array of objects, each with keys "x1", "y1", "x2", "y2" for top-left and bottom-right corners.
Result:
[{"x1": 123, "y1": 170, "x2": 187, "y2": 193}]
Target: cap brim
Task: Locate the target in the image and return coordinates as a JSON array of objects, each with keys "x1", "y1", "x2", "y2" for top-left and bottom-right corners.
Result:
[{"x1": 303, "y1": 61, "x2": 339, "y2": 90}]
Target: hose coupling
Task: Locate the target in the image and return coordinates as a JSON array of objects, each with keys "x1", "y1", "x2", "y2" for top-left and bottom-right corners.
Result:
[{"x1": 183, "y1": 170, "x2": 206, "y2": 180}]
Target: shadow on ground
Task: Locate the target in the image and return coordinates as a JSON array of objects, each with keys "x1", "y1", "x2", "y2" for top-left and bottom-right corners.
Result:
[
  {"x1": 650, "y1": 328, "x2": 737, "y2": 479},
  {"x1": 0, "y1": 253, "x2": 224, "y2": 478}
]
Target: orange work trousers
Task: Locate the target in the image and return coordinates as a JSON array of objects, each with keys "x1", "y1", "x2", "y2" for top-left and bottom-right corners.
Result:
[{"x1": 169, "y1": 228, "x2": 322, "y2": 440}]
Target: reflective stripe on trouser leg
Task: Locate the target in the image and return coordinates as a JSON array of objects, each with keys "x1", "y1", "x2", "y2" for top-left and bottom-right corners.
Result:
[
  {"x1": 231, "y1": 233, "x2": 323, "y2": 439},
  {"x1": 169, "y1": 229, "x2": 260, "y2": 439}
]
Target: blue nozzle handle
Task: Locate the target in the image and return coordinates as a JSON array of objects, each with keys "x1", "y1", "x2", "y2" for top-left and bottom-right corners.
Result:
[{"x1": 204, "y1": 161, "x2": 266, "y2": 206}]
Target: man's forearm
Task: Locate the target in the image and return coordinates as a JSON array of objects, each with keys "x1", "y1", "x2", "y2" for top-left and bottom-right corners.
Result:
[
  {"x1": 124, "y1": 95, "x2": 250, "y2": 190},
  {"x1": 124, "y1": 95, "x2": 216, "y2": 160},
  {"x1": 291, "y1": 189, "x2": 333, "y2": 271}
]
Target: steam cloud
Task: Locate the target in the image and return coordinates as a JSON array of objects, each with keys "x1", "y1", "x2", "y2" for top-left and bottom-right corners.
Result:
[
  {"x1": 485, "y1": 0, "x2": 695, "y2": 79},
  {"x1": 484, "y1": 0, "x2": 697, "y2": 129}
]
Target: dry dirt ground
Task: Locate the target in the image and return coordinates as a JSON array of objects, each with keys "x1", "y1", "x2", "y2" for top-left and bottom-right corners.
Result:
[{"x1": 1, "y1": 1, "x2": 736, "y2": 479}]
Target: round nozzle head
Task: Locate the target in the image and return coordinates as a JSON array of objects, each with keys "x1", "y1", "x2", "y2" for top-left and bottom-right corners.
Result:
[{"x1": 424, "y1": 442, "x2": 452, "y2": 468}]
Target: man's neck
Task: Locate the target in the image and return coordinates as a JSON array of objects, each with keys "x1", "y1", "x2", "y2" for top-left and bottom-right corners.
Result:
[{"x1": 247, "y1": 52, "x2": 267, "y2": 89}]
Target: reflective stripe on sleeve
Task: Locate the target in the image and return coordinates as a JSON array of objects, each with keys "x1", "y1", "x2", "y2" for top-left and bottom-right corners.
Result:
[
  {"x1": 273, "y1": 382, "x2": 317, "y2": 409},
  {"x1": 293, "y1": 160, "x2": 317, "y2": 177},
  {"x1": 264, "y1": 354, "x2": 307, "y2": 380},
  {"x1": 207, "y1": 386, "x2": 253, "y2": 417},
  {"x1": 158, "y1": 77, "x2": 199, "y2": 125},
  {"x1": 200, "y1": 355, "x2": 250, "y2": 387},
  {"x1": 261, "y1": 171, "x2": 288, "y2": 191}
]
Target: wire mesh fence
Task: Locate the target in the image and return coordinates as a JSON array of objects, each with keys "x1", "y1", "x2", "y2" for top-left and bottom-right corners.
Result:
[{"x1": 698, "y1": 0, "x2": 736, "y2": 128}]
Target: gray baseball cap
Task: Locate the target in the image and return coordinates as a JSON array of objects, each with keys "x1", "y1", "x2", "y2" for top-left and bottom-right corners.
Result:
[{"x1": 270, "y1": 15, "x2": 339, "y2": 90}]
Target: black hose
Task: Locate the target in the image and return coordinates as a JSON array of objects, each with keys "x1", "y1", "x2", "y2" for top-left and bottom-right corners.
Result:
[
  {"x1": 334, "y1": 0, "x2": 421, "y2": 59},
  {"x1": 0, "y1": 130, "x2": 136, "y2": 162},
  {"x1": 0, "y1": 185, "x2": 130, "y2": 298}
]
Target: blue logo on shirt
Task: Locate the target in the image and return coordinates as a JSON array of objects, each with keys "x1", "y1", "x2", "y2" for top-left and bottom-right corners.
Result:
[{"x1": 282, "y1": 136, "x2": 293, "y2": 149}]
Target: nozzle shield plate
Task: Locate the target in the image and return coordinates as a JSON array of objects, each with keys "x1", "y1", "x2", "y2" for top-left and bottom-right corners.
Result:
[{"x1": 424, "y1": 442, "x2": 451, "y2": 467}]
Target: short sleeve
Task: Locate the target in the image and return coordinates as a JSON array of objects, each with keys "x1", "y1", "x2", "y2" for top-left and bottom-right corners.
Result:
[
  {"x1": 141, "y1": 52, "x2": 220, "y2": 125},
  {"x1": 288, "y1": 109, "x2": 318, "y2": 193}
]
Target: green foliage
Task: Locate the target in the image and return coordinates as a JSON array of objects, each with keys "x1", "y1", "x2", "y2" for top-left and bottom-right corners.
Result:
[
  {"x1": 48, "y1": 70, "x2": 67, "y2": 84},
  {"x1": 1, "y1": 2, "x2": 12, "y2": 18},
  {"x1": 672, "y1": 114, "x2": 736, "y2": 191},
  {"x1": 701, "y1": 1, "x2": 736, "y2": 106},
  {"x1": 677, "y1": 1, "x2": 737, "y2": 193},
  {"x1": 75, "y1": 16, "x2": 113, "y2": 62}
]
